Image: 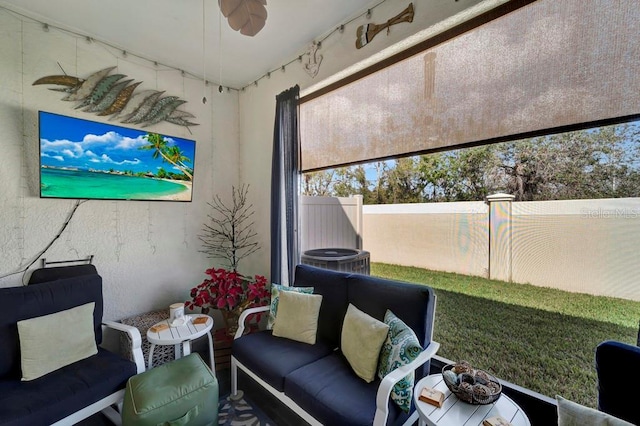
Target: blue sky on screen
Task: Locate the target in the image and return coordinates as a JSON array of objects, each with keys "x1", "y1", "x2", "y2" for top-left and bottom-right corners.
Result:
[{"x1": 39, "y1": 111, "x2": 196, "y2": 174}]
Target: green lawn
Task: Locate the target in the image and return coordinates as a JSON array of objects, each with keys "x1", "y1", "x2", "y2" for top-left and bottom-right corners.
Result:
[{"x1": 371, "y1": 262, "x2": 640, "y2": 408}]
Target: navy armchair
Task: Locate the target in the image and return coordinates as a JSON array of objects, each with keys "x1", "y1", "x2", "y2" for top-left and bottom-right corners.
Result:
[{"x1": 595, "y1": 340, "x2": 640, "y2": 425}]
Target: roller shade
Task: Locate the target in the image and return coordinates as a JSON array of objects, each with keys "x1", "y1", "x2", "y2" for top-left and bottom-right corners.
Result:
[{"x1": 300, "y1": 0, "x2": 640, "y2": 172}]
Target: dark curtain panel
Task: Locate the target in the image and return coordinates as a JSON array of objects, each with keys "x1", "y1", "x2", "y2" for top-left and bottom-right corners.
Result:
[{"x1": 270, "y1": 85, "x2": 300, "y2": 285}]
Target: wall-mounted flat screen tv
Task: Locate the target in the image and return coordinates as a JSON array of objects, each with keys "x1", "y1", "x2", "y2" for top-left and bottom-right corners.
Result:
[{"x1": 39, "y1": 111, "x2": 195, "y2": 201}]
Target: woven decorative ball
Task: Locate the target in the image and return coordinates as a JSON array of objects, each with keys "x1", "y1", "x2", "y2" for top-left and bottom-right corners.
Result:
[{"x1": 442, "y1": 363, "x2": 502, "y2": 405}]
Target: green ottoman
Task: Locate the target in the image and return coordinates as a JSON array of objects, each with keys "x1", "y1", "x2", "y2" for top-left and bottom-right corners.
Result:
[{"x1": 123, "y1": 353, "x2": 218, "y2": 426}]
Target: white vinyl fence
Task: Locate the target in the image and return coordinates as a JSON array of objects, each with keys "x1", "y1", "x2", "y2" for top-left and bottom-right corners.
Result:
[
  {"x1": 299, "y1": 195, "x2": 363, "y2": 253},
  {"x1": 300, "y1": 195, "x2": 640, "y2": 301}
]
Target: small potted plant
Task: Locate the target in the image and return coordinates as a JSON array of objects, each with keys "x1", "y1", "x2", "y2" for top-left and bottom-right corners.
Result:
[
  {"x1": 188, "y1": 185, "x2": 269, "y2": 337},
  {"x1": 186, "y1": 268, "x2": 269, "y2": 337}
]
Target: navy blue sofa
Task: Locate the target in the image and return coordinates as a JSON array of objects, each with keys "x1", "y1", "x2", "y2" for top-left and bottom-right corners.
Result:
[
  {"x1": 0, "y1": 268, "x2": 144, "y2": 426},
  {"x1": 231, "y1": 264, "x2": 439, "y2": 426},
  {"x1": 596, "y1": 340, "x2": 640, "y2": 425}
]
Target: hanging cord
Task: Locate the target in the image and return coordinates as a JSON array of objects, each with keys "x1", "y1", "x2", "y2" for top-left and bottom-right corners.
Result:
[
  {"x1": 202, "y1": 0, "x2": 208, "y2": 103},
  {"x1": 218, "y1": 5, "x2": 224, "y2": 93},
  {"x1": 0, "y1": 200, "x2": 87, "y2": 284}
]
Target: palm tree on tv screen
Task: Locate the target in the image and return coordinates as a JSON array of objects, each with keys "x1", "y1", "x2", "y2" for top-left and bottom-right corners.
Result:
[
  {"x1": 140, "y1": 133, "x2": 193, "y2": 181},
  {"x1": 166, "y1": 145, "x2": 193, "y2": 177}
]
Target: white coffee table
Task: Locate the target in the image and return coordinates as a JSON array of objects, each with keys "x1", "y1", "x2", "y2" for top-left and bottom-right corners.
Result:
[
  {"x1": 146, "y1": 314, "x2": 214, "y2": 369},
  {"x1": 414, "y1": 374, "x2": 531, "y2": 426}
]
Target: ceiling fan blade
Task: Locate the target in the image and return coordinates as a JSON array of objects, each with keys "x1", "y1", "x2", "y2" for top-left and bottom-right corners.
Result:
[
  {"x1": 218, "y1": 0, "x2": 241, "y2": 18},
  {"x1": 219, "y1": 0, "x2": 267, "y2": 37}
]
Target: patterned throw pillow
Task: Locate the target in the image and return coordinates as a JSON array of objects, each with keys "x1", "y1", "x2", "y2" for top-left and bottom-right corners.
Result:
[
  {"x1": 267, "y1": 284, "x2": 314, "y2": 329},
  {"x1": 377, "y1": 310, "x2": 423, "y2": 413}
]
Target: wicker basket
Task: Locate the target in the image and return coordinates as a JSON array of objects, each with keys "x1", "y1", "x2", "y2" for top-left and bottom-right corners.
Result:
[{"x1": 442, "y1": 362, "x2": 502, "y2": 405}]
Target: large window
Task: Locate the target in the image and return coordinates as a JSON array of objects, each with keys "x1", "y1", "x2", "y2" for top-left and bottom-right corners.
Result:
[
  {"x1": 298, "y1": 0, "x2": 640, "y2": 409},
  {"x1": 301, "y1": 121, "x2": 640, "y2": 407}
]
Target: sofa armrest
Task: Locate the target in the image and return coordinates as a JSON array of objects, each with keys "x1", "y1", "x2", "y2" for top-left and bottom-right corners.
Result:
[
  {"x1": 235, "y1": 305, "x2": 270, "y2": 339},
  {"x1": 374, "y1": 341, "x2": 440, "y2": 426},
  {"x1": 103, "y1": 321, "x2": 145, "y2": 374}
]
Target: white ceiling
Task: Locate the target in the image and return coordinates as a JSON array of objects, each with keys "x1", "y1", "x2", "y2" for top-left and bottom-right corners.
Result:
[{"x1": 0, "y1": 0, "x2": 380, "y2": 89}]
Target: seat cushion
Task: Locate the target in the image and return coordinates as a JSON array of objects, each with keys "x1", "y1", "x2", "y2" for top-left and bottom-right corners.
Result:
[
  {"x1": 284, "y1": 352, "x2": 404, "y2": 426},
  {"x1": 232, "y1": 330, "x2": 333, "y2": 391},
  {"x1": 0, "y1": 348, "x2": 136, "y2": 426}
]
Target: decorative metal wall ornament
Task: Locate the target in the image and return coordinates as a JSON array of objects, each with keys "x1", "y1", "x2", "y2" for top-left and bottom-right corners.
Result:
[
  {"x1": 303, "y1": 41, "x2": 323, "y2": 78},
  {"x1": 355, "y1": 2, "x2": 414, "y2": 49},
  {"x1": 33, "y1": 67, "x2": 198, "y2": 128}
]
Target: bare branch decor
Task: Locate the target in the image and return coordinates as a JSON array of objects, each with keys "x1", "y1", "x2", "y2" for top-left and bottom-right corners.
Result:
[{"x1": 199, "y1": 184, "x2": 260, "y2": 271}]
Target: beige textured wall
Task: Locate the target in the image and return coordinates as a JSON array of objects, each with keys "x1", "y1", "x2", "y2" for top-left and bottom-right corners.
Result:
[{"x1": 0, "y1": 8, "x2": 240, "y2": 321}]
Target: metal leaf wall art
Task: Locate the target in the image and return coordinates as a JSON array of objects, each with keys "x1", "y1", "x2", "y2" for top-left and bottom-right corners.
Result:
[{"x1": 33, "y1": 67, "x2": 198, "y2": 128}]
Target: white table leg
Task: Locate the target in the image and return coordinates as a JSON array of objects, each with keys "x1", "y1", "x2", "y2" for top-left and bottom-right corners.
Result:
[
  {"x1": 148, "y1": 344, "x2": 156, "y2": 369},
  {"x1": 206, "y1": 331, "x2": 215, "y2": 371},
  {"x1": 182, "y1": 340, "x2": 191, "y2": 357}
]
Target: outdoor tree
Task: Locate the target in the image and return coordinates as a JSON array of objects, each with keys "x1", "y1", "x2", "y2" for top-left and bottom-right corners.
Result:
[
  {"x1": 302, "y1": 122, "x2": 640, "y2": 203},
  {"x1": 199, "y1": 184, "x2": 260, "y2": 271}
]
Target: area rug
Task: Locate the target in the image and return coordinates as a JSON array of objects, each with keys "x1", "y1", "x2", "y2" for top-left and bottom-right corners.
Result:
[{"x1": 218, "y1": 393, "x2": 275, "y2": 426}]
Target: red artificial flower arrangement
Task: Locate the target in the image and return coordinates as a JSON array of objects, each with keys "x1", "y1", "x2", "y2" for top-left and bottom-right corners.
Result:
[{"x1": 186, "y1": 268, "x2": 270, "y2": 332}]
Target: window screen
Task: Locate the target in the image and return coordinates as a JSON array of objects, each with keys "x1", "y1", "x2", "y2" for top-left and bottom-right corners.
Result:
[{"x1": 300, "y1": 0, "x2": 640, "y2": 172}]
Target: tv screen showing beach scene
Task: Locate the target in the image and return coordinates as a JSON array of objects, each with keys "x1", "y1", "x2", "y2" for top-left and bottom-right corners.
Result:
[{"x1": 39, "y1": 111, "x2": 195, "y2": 201}]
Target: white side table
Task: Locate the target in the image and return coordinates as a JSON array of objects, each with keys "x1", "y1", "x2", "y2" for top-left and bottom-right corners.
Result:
[
  {"x1": 146, "y1": 314, "x2": 214, "y2": 370},
  {"x1": 414, "y1": 374, "x2": 531, "y2": 426}
]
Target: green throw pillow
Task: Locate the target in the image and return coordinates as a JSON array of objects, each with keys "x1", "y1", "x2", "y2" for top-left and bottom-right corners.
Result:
[
  {"x1": 272, "y1": 291, "x2": 323, "y2": 344},
  {"x1": 341, "y1": 304, "x2": 389, "y2": 383},
  {"x1": 556, "y1": 396, "x2": 634, "y2": 426},
  {"x1": 18, "y1": 302, "x2": 98, "y2": 381},
  {"x1": 267, "y1": 283, "x2": 314, "y2": 330},
  {"x1": 377, "y1": 310, "x2": 423, "y2": 413}
]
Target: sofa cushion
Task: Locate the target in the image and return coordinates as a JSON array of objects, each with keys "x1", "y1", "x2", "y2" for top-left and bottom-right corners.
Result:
[
  {"x1": 284, "y1": 352, "x2": 404, "y2": 426},
  {"x1": 293, "y1": 265, "x2": 349, "y2": 349},
  {"x1": 0, "y1": 348, "x2": 136, "y2": 426},
  {"x1": 232, "y1": 330, "x2": 333, "y2": 391},
  {"x1": 267, "y1": 283, "x2": 314, "y2": 330},
  {"x1": 0, "y1": 274, "x2": 104, "y2": 379},
  {"x1": 18, "y1": 302, "x2": 98, "y2": 381},
  {"x1": 342, "y1": 304, "x2": 389, "y2": 383},
  {"x1": 272, "y1": 291, "x2": 323, "y2": 345},
  {"x1": 378, "y1": 310, "x2": 422, "y2": 413},
  {"x1": 347, "y1": 273, "x2": 435, "y2": 377}
]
